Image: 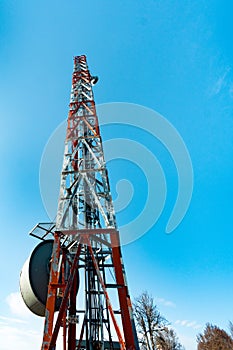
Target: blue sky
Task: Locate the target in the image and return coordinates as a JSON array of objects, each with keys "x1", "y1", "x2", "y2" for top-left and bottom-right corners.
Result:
[{"x1": 0, "y1": 1, "x2": 233, "y2": 349}]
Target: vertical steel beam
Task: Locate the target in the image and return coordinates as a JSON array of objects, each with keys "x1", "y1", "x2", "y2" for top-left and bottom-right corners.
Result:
[
  {"x1": 49, "y1": 243, "x2": 82, "y2": 349},
  {"x1": 111, "y1": 232, "x2": 139, "y2": 350},
  {"x1": 68, "y1": 273, "x2": 78, "y2": 350},
  {"x1": 41, "y1": 232, "x2": 61, "y2": 350}
]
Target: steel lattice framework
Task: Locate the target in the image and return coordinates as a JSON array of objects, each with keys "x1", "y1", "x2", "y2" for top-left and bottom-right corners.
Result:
[
  {"x1": 56, "y1": 55, "x2": 116, "y2": 232},
  {"x1": 36, "y1": 55, "x2": 139, "y2": 350}
]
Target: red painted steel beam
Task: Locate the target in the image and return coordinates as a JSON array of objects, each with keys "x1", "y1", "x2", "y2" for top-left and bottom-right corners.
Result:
[
  {"x1": 49, "y1": 242, "x2": 82, "y2": 350},
  {"x1": 111, "y1": 232, "x2": 139, "y2": 350},
  {"x1": 41, "y1": 232, "x2": 61, "y2": 350}
]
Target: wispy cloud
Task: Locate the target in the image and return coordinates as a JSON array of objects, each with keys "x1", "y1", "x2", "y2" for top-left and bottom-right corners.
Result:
[
  {"x1": 175, "y1": 319, "x2": 202, "y2": 330},
  {"x1": 0, "y1": 315, "x2": 27, "y2": 324},
  {"x1": 5, "y1": 292, "x2": 31, "y2": 318},
  {"x1": 210, "y1": 66, "x2": 231, "y2": 96},
  {"x1": 0, "y1": 324, "x2": 42, "y2": 350},
  {"x1": 229, "y1": 83, "x2": 233, "y2": 98},
  {"x1": 1, "y1": 291, "x2": 63, "y2": 350},
  {"x1": 0, "y1": 322, "x2": 63, "y2": 350},
  {"x1": 155, "y1": 297, "x2": 176, "y2": 308}
]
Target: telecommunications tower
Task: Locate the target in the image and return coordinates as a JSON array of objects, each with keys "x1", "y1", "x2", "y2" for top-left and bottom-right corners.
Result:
[{"x1": 20, "y1": 55, "x2": 139, "y2": 350}]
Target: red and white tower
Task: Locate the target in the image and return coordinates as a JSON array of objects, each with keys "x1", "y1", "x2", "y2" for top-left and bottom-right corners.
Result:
[{"x1": 20, "y1": 55, "x2": 139, "y2": 350}]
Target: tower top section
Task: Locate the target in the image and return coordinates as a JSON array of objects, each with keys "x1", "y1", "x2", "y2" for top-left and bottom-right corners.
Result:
[
  {"x1": 56, "y1": 55, "x2": 116, "y2": 234},
  {"x1": 66, "y1": 55, "x2": 100, "y2": 142}
]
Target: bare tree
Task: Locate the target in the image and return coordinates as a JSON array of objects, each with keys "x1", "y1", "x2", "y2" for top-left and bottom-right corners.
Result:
[
  {"x1": 156, "y1": 327, "x2": 184, "y2": 350},
  {"x1": 134, "y1": 292, "x2": 184, "y2": 350},
  {"x1": 134, "y1": 291, "x2": 167, "y2": 349},
  {"x1": 197, "y1": 323, "x2": 233, "y2": 350},
  {"x1": 228, "y1": 321, "x2": 233, "y2": 340}
]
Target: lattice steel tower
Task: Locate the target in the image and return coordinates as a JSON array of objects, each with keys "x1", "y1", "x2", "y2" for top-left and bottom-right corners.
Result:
[{"x1": 20, "y1": 55, "x2": 139, "y2": 350}]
